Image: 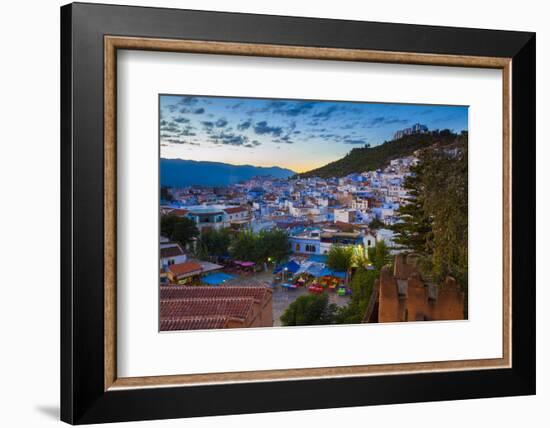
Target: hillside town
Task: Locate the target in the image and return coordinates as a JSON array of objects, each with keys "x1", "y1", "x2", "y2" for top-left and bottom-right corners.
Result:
[
  {"x1": 161, "y1": 153, "x2": 418, "y2": 253},
  {"x1": 159, "y1": 125, "x2": 466, "y2": 331}
]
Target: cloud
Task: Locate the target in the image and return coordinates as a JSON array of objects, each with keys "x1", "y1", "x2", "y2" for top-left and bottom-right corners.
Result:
[
  {"x1": 247, "y1": 100, "x2": 316, "y2": 117},
  {"x1": 278, "y1": 135, "x2": 294, "y2": 144},
  {"x1": 160, "y1": 122, "x2": 180, "y2": 133},
  {"x1": 253, "y1": 121, "x2": 283, "y2": 137},
  {"x1": 215, "y1": 118, "x2": 228, "y2": 127},
  {"x1": 201, "y1": 121, "x2": 214, "y2": 130},
  {"x1": 341, "y1": 121, "x2": 358, "y2": 130},
  {"x1": 228, "y1": 102, "x2": 243, "y2": 110},
  {"x1": 270, "y1": 101, "x2": 316, "y2": 117},
  {"x1": 243, "y1": 140, "x2": 262, "y2": 148},
  {"x1": 367, "y1": 116, "x2": 408, "y2": 127},
  {"x1": 237, "y1": 119, "x2": 252, "y2": 130},
  {"x1": 318, "y1": 133, "x2": 342, "y2": 140},
  {"x1": 178, "y1": 128, "x2": 196, "y2": 137},
  {"x1": 174, "y1": 117, "x2": 190, "y2": 124},
  {"x1": 177, "y1": 96, "x2": 198, "y2": 106},
  {"x1": 161, "y1": 137, "x2": 199, "y2": 146},
  {"x1": 177, "y1": 106, "x2": 206, "y2": 115},
  {"x1": 209, "y1": 131, "x2": 258, "y2": 147},
  {"x1": 312, "y1": 105, "x2": 339, "y2": 120}
]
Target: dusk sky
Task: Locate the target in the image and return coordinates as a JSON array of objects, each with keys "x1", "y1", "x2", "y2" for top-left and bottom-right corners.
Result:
[{"x1": 160, "y1": 95, "x2": 468, "y2": 173}]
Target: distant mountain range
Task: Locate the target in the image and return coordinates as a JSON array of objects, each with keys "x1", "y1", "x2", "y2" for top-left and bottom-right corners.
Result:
[
  {"x1": 160, "y1": 158, "x2": 295, "y2": 187},
  {"x1": 300, "y1": 130, "x2": 467, "y2": 178}
]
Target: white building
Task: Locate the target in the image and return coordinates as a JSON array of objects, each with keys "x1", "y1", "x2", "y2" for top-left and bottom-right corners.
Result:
[
  {"x1": 160, "y1": 242, "x2": 187, "y2": 269},
  {"x1": 334, "y1": 208, "x2": 357, "y2": 224}
]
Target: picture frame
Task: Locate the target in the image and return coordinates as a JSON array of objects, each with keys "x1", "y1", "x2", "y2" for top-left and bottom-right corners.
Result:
[{"x1": 61, "y1": 2, "x2": 535, "y2": 424}]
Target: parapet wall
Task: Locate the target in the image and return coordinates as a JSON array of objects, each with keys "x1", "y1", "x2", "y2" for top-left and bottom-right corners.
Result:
[{"x1": 378, "y1": 255, "x2": 465, "y2": 322}]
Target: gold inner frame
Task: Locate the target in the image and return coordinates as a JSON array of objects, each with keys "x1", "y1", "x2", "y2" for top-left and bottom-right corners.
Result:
[{"x1": 104, "y1": 35, "x2": 512, "y2": 391}]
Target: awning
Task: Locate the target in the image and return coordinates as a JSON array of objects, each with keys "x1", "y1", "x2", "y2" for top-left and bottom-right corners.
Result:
[{"x1": 273, "y1": 260, "x2": 300, "y2": 274}]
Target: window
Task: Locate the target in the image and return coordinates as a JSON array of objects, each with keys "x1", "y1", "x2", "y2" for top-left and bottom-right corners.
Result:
[{"x1": 305, "y1": 244, "x2": 316, "y2": 253}]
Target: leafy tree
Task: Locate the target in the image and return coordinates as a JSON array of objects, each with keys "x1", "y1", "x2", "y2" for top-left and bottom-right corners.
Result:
[
  {"x1": 333, "y1": 267, "x2": 378, "y2": 324},
  {"x1": 161, "y1": 215, "x2": 199, "y2": 246},
  {"x1": 230, "y1": 230, "x2": 260, "y2": 262},
  {"x1": 160, "y1": 186, "x2": 174, "y2": 202},
  {"x1": 280, "y1": 294, "x2": 337, "y2": 326},
  {"x1": 198, "y1": 228, "x2": 232, "y2": 260},
  {"x1": 229, "y1": 229, "x2": 290, "y2": 265},
  {"x1": 367, "y1": 240, "x2": 392, "y2": 271},
  {"x1": 333, "y1": 304, "x2": 364, "y2": 324},
  {"x1": 350, "y1": 268, "x2": 377, "y2": 304},
  {"x1": 258, "y1": 229, "x2": 290, "y2": 264},
  {"x1": 326, "y1": 245, "x2": 354, "y2": 272}
]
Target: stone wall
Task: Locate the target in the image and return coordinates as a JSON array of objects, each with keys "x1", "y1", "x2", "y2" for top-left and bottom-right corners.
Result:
[{"x1": 377, "y1": 255, "x2": 465, "y2": 323}]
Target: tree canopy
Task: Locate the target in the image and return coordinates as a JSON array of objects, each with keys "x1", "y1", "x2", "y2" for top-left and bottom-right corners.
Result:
[
  {"x1": 229, "y1": 229, "x2": 290, "y2": 264},
  {"x1": 392, "y1": 138, "x2": 468, "y2": 294},
  {"x1": 160, "y1": 186, "x2": 174, "y2": 202},
  {"x1": 280, "y1": 293, "x2": 337, "y2": 326},
  {"x1": 197, "y1": 228, "x2": 232, "y2": 260},
  {"x1": 326, "y1": 245, "x2": 354, "y2": 272},
  {"x1": 160, "y1": 215, "x2": 199, "y2": 246},
  {"x1": 367, "y1": 240, "x2": 392, "y2": 271}
]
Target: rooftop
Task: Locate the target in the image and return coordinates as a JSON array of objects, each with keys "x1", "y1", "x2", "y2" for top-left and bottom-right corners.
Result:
[
  {"x1": 167, "y1": 261, "x2": 203, "y2": 277},
  {"x1": 160, "y1": 245, "x2": 184, "y2": 259},
  {"x1": 224, "y1": 206, "x2": 249, "y2": 214},
  {"x1": 160, "y1": 297, "x2": 255, "y2": 320},
  {"x1": 160, "y1": 316, "x2": 231, "y2": 331},
  {"x1": 160, "y1": 286, "x2": 270, "y2": 302}
]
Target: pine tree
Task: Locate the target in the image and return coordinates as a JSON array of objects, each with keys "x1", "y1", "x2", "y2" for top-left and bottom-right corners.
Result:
[{"x1": 391, "y1": 162, "x2": 433, "y2": 254}]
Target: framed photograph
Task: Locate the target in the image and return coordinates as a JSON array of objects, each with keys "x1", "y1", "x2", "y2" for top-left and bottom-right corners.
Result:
[{"x1": 61, "y1": 2, "x2": 535, "y2": 424}]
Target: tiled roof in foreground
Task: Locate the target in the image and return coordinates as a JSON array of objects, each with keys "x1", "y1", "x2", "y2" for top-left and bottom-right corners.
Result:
[
  {"x1": 160, "y1": 297, "x2": 255, "y2": 320},
  {"x1": 160, "y1": 316, "x2": 231, "y2": 331},
  {"x1": 160, "y1": 286, "x2": 270, "y2": 302}
]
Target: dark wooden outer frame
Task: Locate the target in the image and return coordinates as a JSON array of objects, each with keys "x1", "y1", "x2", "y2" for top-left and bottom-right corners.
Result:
[{"x1": 61, "y1": 2, "x2": 536, "y2": 425}]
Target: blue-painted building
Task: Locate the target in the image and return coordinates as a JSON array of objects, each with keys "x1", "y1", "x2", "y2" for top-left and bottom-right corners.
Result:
[{"x1": 289, "y1": 227, "x2": 321, "y2": 254}]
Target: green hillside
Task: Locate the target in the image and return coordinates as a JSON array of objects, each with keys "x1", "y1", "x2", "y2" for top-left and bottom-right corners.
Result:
[{"x1": 299, "y1": 130, "x2": 467, "y2": 178}]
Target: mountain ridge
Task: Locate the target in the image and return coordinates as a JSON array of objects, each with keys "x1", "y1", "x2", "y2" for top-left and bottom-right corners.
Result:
[{"x1": 160, "y1": 158, "x2": 295, "y2": 187}]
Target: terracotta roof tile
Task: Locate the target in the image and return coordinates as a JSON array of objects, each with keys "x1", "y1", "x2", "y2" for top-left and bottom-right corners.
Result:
[
  {"x1": 169, "y1": 209, "x2": 189, "y2": 216},
  {"x1": 160, "y1": 316, "x2": 230, "y2": 331},
  {"x1": 168, "y1": 261, "x2": 202, "y2": 276},
  {"x1": 160, "y1": 286, "x2": 270, "y2": 301},
  {"x1": 224, "y1": 206, "x2": 248, "y2": 214},
  {"x1": 160, "y1": 245, "x2": 184, "y2": 258},
  {"x1": 160, "y1": 297, "x2": 255, "y2": 320}
]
